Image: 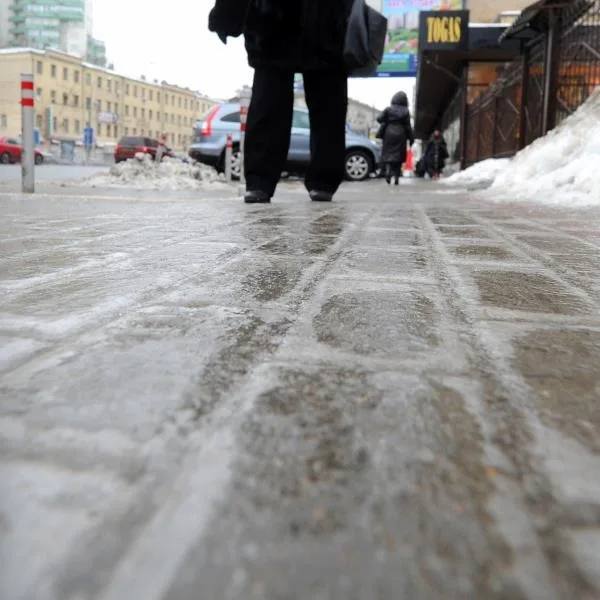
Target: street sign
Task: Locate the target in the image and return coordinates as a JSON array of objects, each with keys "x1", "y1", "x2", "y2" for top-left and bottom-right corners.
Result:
[{"x1": 83, "y1": 127, "x2": 94, "y2": 147}]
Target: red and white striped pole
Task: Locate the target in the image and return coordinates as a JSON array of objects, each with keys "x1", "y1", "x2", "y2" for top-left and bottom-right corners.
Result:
[
  {"x1": 21, "y1": 73, "x2": 35, "y2": 194},
  {"x1": 225, "y1": 134, "x2": 233, "y2": 183},
  {"x1": 239, "y1": 87, "x2": 252, "y2": 187}
]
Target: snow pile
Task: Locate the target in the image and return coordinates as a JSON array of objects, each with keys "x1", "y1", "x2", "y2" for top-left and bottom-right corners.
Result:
[
  {"x1": 446, "y1": 87, "x2": 600, "y2": 206},
  {"x1": 83, "y1": 154, "x2": 228, "y2": 191}
]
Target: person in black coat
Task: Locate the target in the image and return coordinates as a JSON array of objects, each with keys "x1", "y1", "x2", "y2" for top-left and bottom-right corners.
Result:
[
  {"x1": 209, "y1": 0, "x2": 353, "y2": 203},
  {"x1": 423, "y1": 130, "x2": 449, "y2": 179},
  {"x1": 377, "y1": 91, "x2": 415, "y2": 185}
]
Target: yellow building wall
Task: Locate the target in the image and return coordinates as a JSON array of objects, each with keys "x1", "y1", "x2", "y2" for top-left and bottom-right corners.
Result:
[
  {"x1": 0, "y1": 50, "x2": 216, "y2": 150},
  {"x1": 467, "y1": 0, "x2": 532, "y2": 22}
]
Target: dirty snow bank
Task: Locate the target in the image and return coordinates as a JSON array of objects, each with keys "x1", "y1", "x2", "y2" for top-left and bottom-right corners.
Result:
[
  {"x1": 82, "y1": 154, "x2": 228, "y2": 191},
  {"x1": 445, "y1": 88, "x2": 600, "y2": 206}
]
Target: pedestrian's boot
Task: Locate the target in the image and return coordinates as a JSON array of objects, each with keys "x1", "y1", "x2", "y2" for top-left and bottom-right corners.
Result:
[
  {"x1": 309, "y1": 190, "x2": 333, "y2": 202},
  {"x1": 244, "y1": 190, "x2": 271, "y2": 204}
]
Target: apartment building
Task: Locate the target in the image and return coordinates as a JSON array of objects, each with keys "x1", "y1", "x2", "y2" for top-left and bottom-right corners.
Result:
[{"x1": 0, "y1": 48, "x2": 217, "y2": 150}]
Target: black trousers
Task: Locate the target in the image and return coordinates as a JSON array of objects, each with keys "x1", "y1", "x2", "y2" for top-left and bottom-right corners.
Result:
[{"x1": 245, "y1": 67, "x2": 348, "y2": 197}]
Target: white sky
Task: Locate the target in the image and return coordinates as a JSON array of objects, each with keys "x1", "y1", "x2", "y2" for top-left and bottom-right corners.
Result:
[{"x1": 92, "y1": 0, "x2": 414, "y2": 111}]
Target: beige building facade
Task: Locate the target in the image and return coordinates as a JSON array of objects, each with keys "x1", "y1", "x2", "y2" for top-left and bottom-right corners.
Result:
[
  {"x1": 0, "y1": 48, "x2": 216, "y2": 150},
  {"x1": 466, "y1": 0, "x2": 532, "y2": 22}
]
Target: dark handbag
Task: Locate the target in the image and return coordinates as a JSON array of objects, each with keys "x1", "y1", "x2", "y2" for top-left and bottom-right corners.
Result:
[
  {"x1": 376, "y1": 123, "x2": 386, "y2": 139},
  {"x1": 344, "y1": 0, "x2": 388, "y2": 77}
]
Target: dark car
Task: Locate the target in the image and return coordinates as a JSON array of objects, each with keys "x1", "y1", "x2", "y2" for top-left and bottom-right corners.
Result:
[
  {"x1": 189, "y1": 103, "x2": 382, "y2": 182},
  {"x1": 0, "y1": 137, "x2": 44, "y2": 165},
  {"x1": 114, "y1": 136, "x2": 174, "y2": 163}
]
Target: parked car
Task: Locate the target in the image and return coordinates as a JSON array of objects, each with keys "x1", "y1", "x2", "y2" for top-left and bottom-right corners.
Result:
[
  {"x1": 0, "y1": 137, "x2": 45, "y2": 165},
  {"x1": 189, "y1": 103, "x2": 382, "y2": 182},
  {"x1": 114, "y1": 136, "x2": 175, "y2": 163}
]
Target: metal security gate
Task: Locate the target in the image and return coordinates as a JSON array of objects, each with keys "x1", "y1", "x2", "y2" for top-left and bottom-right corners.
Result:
[{"x1": 463, "y1": 0, "x2": 600, "y2": 167}]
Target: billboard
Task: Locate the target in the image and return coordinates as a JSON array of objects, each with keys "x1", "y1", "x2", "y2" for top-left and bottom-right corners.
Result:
[{"x1": 378, "y1": 0, "x2": 464, "y2": 77}]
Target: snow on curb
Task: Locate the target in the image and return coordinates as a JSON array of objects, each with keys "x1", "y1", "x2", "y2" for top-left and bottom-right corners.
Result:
[
  {"x1": 445, "y1": 87, "x2": 600, "y2": 206},
  {"x1": 81, "y1": 154, "x2": 229, "y2": 191}
]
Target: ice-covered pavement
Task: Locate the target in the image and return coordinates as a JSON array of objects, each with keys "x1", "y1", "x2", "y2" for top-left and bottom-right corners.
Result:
[{"x1": 1, "y1": 180, "x2": 600, "y2": 600}]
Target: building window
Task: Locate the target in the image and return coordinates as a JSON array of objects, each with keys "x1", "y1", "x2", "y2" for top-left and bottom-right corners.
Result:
[
  {"x1": 157, "y1": 92, "x2": 161, "y2": 103},
  {"x1": 36, "y1": 87, "x2": 42, "y2": 99},
  {"x1": 178, "y1": 97, "x2": 182, "y2": 108},
  {"x1": 133, "y1": 107, "x2": 137, "y2": 118},
  {"x1": 149, "y1": 110, "x2": 153, "y2": 120},
  {"x1": 75, "y1": 120, "x2": 81, "y2": 134},
  {"x1": 74, "y1": 70, "x2": 80, "y2": 83},
  {"x1": 53, "y1": 117, "x2": 57, "y2": 132},
  {"x1": 97, "y1": 124, "x2": 102, "y2": 136},
  {"x1": 133, "y1": 86, "x2": 137, "y2": 97},
  {"x1": 141, "y1": 108, "x2": 145, "y2": 118},
  {"x1": 36, "y1": 61, "x2": 43, "y2": 75},
  {"x1": 86, "y1": 97, "x2": 92, "y2": 110},
  {"x1": 178, "y1": 115, "x2": 182, "y2": 126},
  {"x1": 171, "y1": 95, "x2": 175, "y2": 106},
  {"x1": 51, "y1": 90, "x2": 57, "y2": 103},
  {"x1": 106, "y1": 125, "x2": 111, "y2": 137},
  {"x1": 73, "y1": 95, "x2": 79, "y2": 107},
  {"x1": 63, "y1": 67, "x2": 68, "y2": 81},
  {"x1": 62, "y1": 93, "x2": 68, "y2": 106},
  {"x1": 149, "y1": 90, "x2": 153, "y2": 101},
  {"x1": 107, "y1": 79, "x2": 112, "y2": 91},
  {"x1": 107, "y1": 101, "x2": 112, "y2": 112},
  {"x1": 97, "y1": 77, "x2": 102, "y2": 89},
  {"x1": 132, "y1": 128, "x2": 137, "y2": 135},
  {"x1": 125, "y1": 105, "x2": 129, "y2": 116},
  {"x1": 86, "y1": 73, "x2": 91, "y2": 85},
  {"x1": 184, "y1": 99, "x2": 188, "y2": 110},
  {"x1": 125, "y1": 127, "x2": 129, "y2": 135},
  {"x1": 141, "y1": 88, "x2": 145, "y2": 100},
  {"x1": 63, "y1": 118, "x2": 69, "y2": 133},
  {"x1": 114, "y1": 126, "x2": 118, "y2": 138},
  {"x1": 141, "y1": 128, "x2": 145, "y2": 135},
  {"x1": 51, "y1": 64, "x2": 56, "y2": 78},
  {"x1": 36, "y1": 114, "x2": 42, "y2": 128},
  {"x1": 125, "y1": 83, "x2": 130, "y2": 95},
  {"x1": 0, "y1": 114, "x2": 8, "y2": 128},
  {"x1": 115, "y1": 82, "x2": 120, "y2": 93}
]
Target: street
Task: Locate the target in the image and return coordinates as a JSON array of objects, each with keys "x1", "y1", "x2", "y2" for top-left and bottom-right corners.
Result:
[{"x1": 1, "y1": 178, "x2": 599, "y2": 600}]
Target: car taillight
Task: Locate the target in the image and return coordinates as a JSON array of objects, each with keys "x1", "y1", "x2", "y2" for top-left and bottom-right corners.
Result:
[{"x1": 201, "y1": 105, "x2": 220, "y2": 137}]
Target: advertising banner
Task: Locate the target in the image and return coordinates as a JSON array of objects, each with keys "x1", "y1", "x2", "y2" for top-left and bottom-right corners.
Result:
[{"x1": 378, "y1": 0, "x2": 464, "y2": 77}]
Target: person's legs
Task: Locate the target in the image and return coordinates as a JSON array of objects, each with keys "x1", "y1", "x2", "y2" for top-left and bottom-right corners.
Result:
[
  {"x1": 303, "y1": 69, "x2": 348, "y2": 196},
  {"x1": 391, "y1": 162, "x2": 402, "y2": 184},
  {"x1": 245, "y1": 67, "x2": 295, "y2": 198}
]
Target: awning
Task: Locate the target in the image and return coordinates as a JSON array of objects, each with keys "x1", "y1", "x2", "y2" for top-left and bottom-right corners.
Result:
[{"x1": 500, "y1": 0, "x2": 592, "y2": 41}]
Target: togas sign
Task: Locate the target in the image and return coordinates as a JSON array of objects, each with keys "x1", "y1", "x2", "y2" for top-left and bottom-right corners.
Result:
[{"x1": 419, "y1": 10, "x2": 469, "y2": 51}]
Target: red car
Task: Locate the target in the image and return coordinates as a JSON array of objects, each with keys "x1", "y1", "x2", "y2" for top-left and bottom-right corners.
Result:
[
  {"x1": 0, "y1": 137, "x2": 44, "y2": 165},
  {"x1": 114, "y1": 136, "x2": 174, "y2": 163}
]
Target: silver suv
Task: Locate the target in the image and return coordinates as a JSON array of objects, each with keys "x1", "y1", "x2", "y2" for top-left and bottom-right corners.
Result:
[{"x1": 189, "y1": 103, "x2": 382, "y2": 181}]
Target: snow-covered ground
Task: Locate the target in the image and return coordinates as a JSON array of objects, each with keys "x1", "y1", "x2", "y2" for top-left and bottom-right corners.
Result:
[
  {"x1": 446, "y1": 87, "x2": 600, "y2": 206},
  {"x1": 81, "y1": 154, "x2": 229, "y2": 192}
]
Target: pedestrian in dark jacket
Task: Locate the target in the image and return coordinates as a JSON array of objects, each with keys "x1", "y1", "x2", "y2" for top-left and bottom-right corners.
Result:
[
  {"x1": 423, "y1": 130, "x2": 449, "y2": 179},
  {"x1": 377, "y1": 91, "x2": 415, "y2": 185},
  {"x1": 209, "y1": 0, "x2": 353, "y2": 203}
]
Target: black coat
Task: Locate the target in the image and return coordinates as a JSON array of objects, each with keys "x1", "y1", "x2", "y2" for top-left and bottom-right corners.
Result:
[
  {"x1": 209, "y1": 0, "x2": 353, "y2": 71},
  {"x1": 424, "y1": 137, "x2": 449, "y2": 173},
  {"x1": 377, "y1": 93, "x2": 415, "y2": 165}
]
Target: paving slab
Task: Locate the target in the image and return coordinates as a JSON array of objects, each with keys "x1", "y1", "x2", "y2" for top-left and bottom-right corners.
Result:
[{"x1": 1, "y1": 179, "x2": 599, "y2": 600}]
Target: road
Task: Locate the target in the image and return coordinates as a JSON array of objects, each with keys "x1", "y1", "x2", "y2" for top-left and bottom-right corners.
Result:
[
  {"x1": 0, "y1": 164, "x2": 108, "y2": 188},
  {"x1": 1, "y1": 179, "x2": 599, "y2": 600}
]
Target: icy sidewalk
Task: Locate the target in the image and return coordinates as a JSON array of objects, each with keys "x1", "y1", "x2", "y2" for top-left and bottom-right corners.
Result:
[{"x1": 1, "y1": 181, "x2": 600, "y2": 600}]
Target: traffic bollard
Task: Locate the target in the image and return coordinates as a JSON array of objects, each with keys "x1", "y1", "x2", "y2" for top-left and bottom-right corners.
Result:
[
  {"x1": 225, "y1": 134, "x2": 233, "y2": 183},
  {"x1": 239, "y1": 87, "x2": 252, "y2": 188},
  {"x1": 20, "y1": 73, "x2": 35, "y2": 194}
]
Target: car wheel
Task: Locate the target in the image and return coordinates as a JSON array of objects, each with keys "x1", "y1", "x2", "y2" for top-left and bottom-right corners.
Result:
[
  {"x1": 0, "y1": 152, "x2": 11, "y2": 165},
  {"x1": 345, "y1": 150, "x2": 372, "y2": 182},
  {"x1": 35, "y1": 154, "x2": 44, "y2": 165}
]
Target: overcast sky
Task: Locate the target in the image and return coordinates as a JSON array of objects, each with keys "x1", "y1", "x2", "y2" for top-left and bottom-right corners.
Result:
[{"x1": 92, "y1": 0, "x2": 414, "y2": 111}]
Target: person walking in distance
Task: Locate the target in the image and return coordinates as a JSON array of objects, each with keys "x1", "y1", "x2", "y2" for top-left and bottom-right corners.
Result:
[
  {"x1": 209, "y1": 0, "x2": 353, "y2": 203},
  {"x1": 377, "y1": 92, "x2": 415, "y2": 185},
  {"x1": 423, "y1": 130, "x2": 449, "y2": 180}
]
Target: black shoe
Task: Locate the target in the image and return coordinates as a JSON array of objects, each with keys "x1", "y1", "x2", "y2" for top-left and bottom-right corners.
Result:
[
  {"x1": 244, "y1": 190, "x2": 271, "y2": 204},
  {"x1": 309, "y1": 190, "x2": 333, "y2": 202},
  {"x1": 394, "y1": 179, "x2": 400, "y2": 185},
  {"x1": 385, "y1": 177, "x2": 391, "y2": 185}
]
